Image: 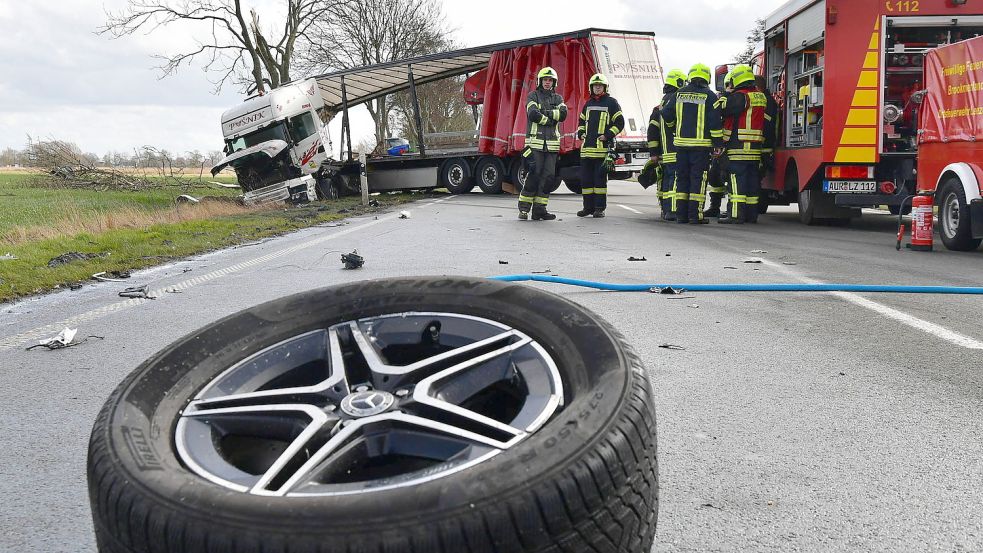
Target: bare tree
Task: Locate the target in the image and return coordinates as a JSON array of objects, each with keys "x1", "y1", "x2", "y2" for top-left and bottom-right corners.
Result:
[
  {"x1": 100, "y1": 0, "x2": 343, "y2": 94},
  {"x1": 391, "y1": 76, "x2": 476, "y2": 146},
  {"x1": 298, "y1": 0, "x2": 450, "y2": 145},
  {"x1": 735, "y1": 18, "x2": 766, "y2": 64}
]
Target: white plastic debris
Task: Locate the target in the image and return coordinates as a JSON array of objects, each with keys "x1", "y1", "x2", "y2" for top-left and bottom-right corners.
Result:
[
  {"x1": 399, "y1": 211, "x2": 411, "y2": 219},
  {"x1": 39, "y1": 327, "x2": 77, "y2": 348},
  {"x1": 0, "y1": 253, "x2": 16, "y2": 261}
]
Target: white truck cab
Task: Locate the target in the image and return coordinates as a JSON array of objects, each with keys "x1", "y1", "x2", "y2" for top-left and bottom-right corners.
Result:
[{"x1": 211, "y1": 79, "x2": 334, "y2": 203}]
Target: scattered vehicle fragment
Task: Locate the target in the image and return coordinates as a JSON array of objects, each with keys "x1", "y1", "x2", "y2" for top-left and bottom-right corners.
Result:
[
  {"x1": 340, "y1": 250, "x2": 364, "y2": 269},
  {"x1": 398, "y1": 210, "x2": 410, "y2": 219},
  {"x1": 118, "y1": 285, "x2": 154, "y2": 299},
  {"x1": 628, "y1": 256, "x2": 648, "y2": 261}
]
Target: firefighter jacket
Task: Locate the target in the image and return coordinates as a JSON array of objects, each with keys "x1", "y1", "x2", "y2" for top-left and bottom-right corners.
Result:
[
  {"x1": 578, "y1": 94, "x2": 624, "y2": 159},
  {"x1": 761, "y1": 89, "x2": 779, "y2": 154},
  {"x1": 526, "y1": 88, "x2": 568, "y2": 152},
  {"x1": 715, "y1": 83, "x2": 768, "y2": 161},
  {"x1": 661, "y1": 81, "x2": 723, "y2": 150},
  {"x1": 647, "y1": 93, "x2": 678, "y2": 163}
]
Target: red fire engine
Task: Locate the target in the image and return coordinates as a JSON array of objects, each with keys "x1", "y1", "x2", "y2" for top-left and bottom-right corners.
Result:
[
  {"x1": 758, "y1": 0, "x2": 983, "y2": 225},
  {"x1": 917, "y1": 34, "x2": 983, "y2": 250}
]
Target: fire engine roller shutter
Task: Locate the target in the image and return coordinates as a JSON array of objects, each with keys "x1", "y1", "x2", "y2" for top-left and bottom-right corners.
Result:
[{"x1": 787, "y1": 2, "x2": 825, "y2": 53}]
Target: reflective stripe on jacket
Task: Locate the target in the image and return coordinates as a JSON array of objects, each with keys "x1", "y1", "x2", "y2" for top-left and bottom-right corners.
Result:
[
  {"x1": 578, "y1": 94, "x2": 624, "y2": 159},
  {"x1": 526, "y1": 88, "x2": 567, "y2": 152},
  {"x1": 661, "y1": 82, "x2": 723, "y2": 150},
  {"x1": 716, "y1": 85, "x2": 767, "y2": 161}
]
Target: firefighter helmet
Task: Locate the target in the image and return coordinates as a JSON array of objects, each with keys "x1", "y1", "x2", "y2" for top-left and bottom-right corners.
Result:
[
  {"x1": 538, "y1": 66, "x2": 558, "y2": 86},
  {"x1": 730, "y1": 64, "x2": 755, "y2": 87},
  {"x1": 588, "y1": 73, "x2": 609, "y2": 92},
  {"x1": 665, "y1": 68, "x2": 687, "y2": 89},
  {"x1": 723, "y1": 70, "x2": 735, "y2": 88},
  {"x1": 688, "y1": 63, "x2": 711, "y2": 84}
]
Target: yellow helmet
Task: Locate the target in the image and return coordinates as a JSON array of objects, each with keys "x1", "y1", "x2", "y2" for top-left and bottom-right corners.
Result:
[
  {"x1": 730, "y1": 63, "x2": 756, "y2": 87},
  {"x1": 538, "y1": 66, "x2": 558, "y2": 84},
  {"x1": 665, "y1": 69, "x2": 687, "y2": 89},
  {"x1": 588, "y1": 73, "x2": 609, "y2": 92},
  {"x1": 688, "y1": 63, "x2": 711, "y2": 84},
  {"x1": 724, "y1": 70, "x2": 735, "y2": 87}
]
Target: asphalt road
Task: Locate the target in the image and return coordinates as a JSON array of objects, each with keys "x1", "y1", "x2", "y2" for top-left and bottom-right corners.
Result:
[{"x1": 2, "y1": 181, "x2": 982, "y2": 552}]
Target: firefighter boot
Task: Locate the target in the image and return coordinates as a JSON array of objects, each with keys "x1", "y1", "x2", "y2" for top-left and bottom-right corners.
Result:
[
  {"x1": 592, "y1": 209, "x2": 606, "y2": 218},
  {"x1": 703, "y1": 192, "x2": 723, "y2": 218},
  {"x1": 578, "y1": 193, "x2": 595, "y2": 217},
  {"x1": 531, "y1": 206, "x2": 556, "y2": 221},
  {"x1": 518, "y1": 210, "x2": 529, "y2": 220},
  {"x1": 689, "y1": 200, "x2": 708, "y2": 224},
  {"x1": 675, "y1": 200, "x2": 690, "y2": 224}
]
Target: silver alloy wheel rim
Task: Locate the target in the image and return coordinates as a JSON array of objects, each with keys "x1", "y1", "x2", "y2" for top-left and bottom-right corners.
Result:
[
  {"x1": 175, "y1": 312, "x2": 564, "y2": 497},
  {"x1": 943, "y1": 192, "x2": 960, "y2": 239},
  {"x1": 449, "y1": 165, "x2": 465, "y2": 186}
]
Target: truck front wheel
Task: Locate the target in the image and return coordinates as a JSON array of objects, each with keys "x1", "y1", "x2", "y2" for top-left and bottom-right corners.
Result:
[{"x1": 938, "y1": 177, "x2": 982, "y2": 251}]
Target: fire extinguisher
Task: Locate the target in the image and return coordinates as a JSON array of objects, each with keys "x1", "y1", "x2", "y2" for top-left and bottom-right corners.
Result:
[{"x1": 896, "y1": 193, "x2": 934, "y2": 251}]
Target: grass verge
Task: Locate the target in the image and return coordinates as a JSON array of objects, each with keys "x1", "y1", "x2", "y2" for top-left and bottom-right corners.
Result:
[{"x1": 0, "y1": 171, "x2": 419, "y2": 303}]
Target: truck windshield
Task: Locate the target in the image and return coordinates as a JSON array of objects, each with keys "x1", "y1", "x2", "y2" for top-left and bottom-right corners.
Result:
[{"x1": 226, "y1": 122, "x2": 288, "y2": 153}]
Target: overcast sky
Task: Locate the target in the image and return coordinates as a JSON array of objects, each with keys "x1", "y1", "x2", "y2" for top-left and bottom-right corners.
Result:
[{"x1": 0, "y1": 0, "x2": 787, "y2": 157}]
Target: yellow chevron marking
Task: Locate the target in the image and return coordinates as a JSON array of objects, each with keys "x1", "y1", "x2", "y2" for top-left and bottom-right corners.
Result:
[
  {"x1": 851, "y1": 89, "x2": 879, "y2": 107},
  {"x1": 857, "y1": 70, "x2": 878, "y2": 88},
  {"x1": 840, "y1": 127, "x2": 877, "y2": 145},
  {"x1": 834, "y1": 147, "x2": 876, "y2": 163}
]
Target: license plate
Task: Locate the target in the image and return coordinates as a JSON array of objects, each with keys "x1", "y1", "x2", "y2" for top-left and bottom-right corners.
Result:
[
  {"x1": 633, "y1": 152, "x2": 650, "y2": 160},
  {"x1": 824, "y1": 180, "x2": 877, "y2": 193}
]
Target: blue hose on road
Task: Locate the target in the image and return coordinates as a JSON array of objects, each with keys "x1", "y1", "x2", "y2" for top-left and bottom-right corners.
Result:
[{"x1": 489, "y1": 274, "x2": 983, "y2": 295}]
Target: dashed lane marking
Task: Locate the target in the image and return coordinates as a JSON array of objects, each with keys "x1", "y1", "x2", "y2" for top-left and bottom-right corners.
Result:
[{"x1": 618, "y1": 204, "x2": 643, "y2": 214}]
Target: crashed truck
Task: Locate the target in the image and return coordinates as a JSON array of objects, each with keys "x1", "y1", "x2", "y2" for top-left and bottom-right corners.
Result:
[{"x1": 210, "y1": 29, "x2": 665, "y2": 203}]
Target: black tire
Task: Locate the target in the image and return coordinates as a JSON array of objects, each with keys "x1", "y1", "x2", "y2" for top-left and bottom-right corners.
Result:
[
  {"x1": 938, "y1": 177, "x2": 982, "y2": 251},
  {"x1": 315, "y1": 173, "x2": 339, "y2": 200},
  {"x1": 508, "y1": 156, "x2": 529, "y2": 190},
  {"x1": 88, "y1": 277, "x2": 658, "y2": 553},
  {"x1": 439, "y1": 158, "x2": 474, "y2": 194},
  {"x1": 757, "y1": 195, "x2": 769, "y2": 214},
  {"x1": 888, "y1": 204, "x2": 911, "y2": 216},
  {"x1": 475, "y1": 156, "x2": 505, "y2": 194}
]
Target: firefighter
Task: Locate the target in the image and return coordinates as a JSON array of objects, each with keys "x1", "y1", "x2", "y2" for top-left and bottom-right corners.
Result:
[
  {"x1": 577, "y1": 73, "x2": 624, "y2": 218},
  {"x1": 705, "y1": 70, "x2": 735, "y2": 220},
  {"x1": 715, "y1": 64, "x2": 768, "y2": 224},
  {"x1": 647, "y1": 68, "x2": 687, "y2": 221},
  {"x1": 755, "y1": 74, "x2": 780, "y2": 221},
  {"x1": 519, "y1": 66, "x2": 567, "y2": 221},
  {"x1": 661, "y1": 63, "x2": 723, "y2": 224}
]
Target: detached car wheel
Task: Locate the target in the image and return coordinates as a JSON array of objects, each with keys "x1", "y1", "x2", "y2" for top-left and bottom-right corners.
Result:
[{"x1": 88, "y1": 277, "x2": 658, "y2": 553}]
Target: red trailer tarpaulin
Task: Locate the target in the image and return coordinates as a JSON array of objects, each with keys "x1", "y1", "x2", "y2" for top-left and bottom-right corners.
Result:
[
  {"x1": 920, "y1": 36, "x2": 983, "y2": 145},
  {"x1": 476, "y1": 38, "x2": 598, "y2": 156}
]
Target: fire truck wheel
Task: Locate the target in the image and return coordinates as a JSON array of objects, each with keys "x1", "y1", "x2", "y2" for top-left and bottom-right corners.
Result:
[
  {"x1": 938, "y1": 177, "x2": 982, "y2": 251},
  {"x1": 798, "y1": 187, "x2": 819, "y2": 225},
  {"x1": 87, "y1": 277, "x2": 659, "y2": 553},
  {"x1": 756, "y1": 195, "x2": 769, "y2": 214},
  {"x1": 439, "y1": 158, "x2": 474, "y2": 194},
  {"x1": 475, "y1": 157, "x2": 505, "y2": 194}
]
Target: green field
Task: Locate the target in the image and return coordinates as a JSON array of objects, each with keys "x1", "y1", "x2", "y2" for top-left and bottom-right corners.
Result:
[{"x1": 0, "y1": 171, "x2": 415, "y2": 303}]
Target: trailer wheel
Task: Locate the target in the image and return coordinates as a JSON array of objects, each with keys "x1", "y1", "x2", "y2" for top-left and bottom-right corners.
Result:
[
  {"x1": 87, "y1": 277, "x2": 659, "y2": 553},
  {"x1": 509, "y1": 156, "x2": 529, "y2": 190},
  {"x1": 315, "y1": 174, "x2": 339, "y2": 200},
  {"x1": 938, "y1": 177, "x2": 982, "y2": 251},
  {"x1": 439, "y1": 158, "x2": 474, "y2": 194},
  {"x1": 475, "y1": 157, "x2": 505, "y2": 194}
]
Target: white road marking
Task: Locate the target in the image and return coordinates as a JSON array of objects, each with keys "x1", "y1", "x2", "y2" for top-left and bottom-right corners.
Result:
[
  {"x1": 761, "y1": 259, "x2": 983, "y2": 350},
  {"x1": 0, "y1": 201, "x2": 451, "y2": 352},
  {"x1": 618, "y1": 204, "x2": 643, "y2": 214}
]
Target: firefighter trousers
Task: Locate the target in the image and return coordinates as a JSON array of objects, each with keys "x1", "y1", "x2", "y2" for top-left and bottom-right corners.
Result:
[
  {"x1": 660, "y1": 163, "x2": 676, "y2": 215},
  {"x1": 580, "y1": 157, "x2": 608, "y2": 212},
  {"x1": 675, "y1": 148, "x2": 711, "y2": 223},
  {"x1": 519, "y1": 149, "x2": 556, "y2": 213},
  {"x1": 727, "y1": 160, "x2": 760, "y2": 223}
]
